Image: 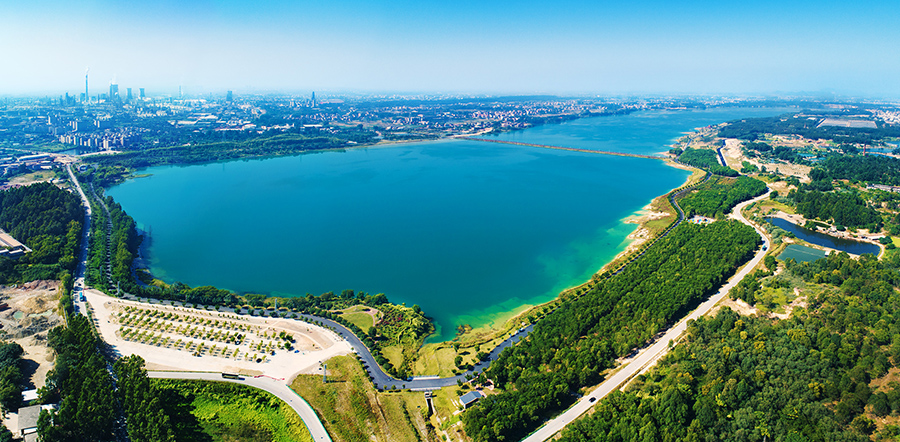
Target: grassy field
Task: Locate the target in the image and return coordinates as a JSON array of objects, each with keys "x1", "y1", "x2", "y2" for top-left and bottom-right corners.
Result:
[
  {"x1": 152, "y1": 379, "x2": 313, "y2": 442},
  {"x1": 7, "y1": 170, "x2": 56, "y2": 185},
  {"x1": 290, "y1": 355, "x2": 433, "y2": 442},
  {"x1": 754, "y1": 199, "x2": 796, "y2": 215},
  {"x1": 337, "y1": 305, "x2": 379, "y2": 331}
]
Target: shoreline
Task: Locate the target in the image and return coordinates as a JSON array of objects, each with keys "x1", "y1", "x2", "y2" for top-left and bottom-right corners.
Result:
[{"x1": 442, "y1": 159, "x2": 701, "y2": 353}]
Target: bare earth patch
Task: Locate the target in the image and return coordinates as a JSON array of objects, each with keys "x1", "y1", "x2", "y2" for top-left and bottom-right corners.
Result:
[{"x1": 0, "y1": 280, "x2": 63, "y2": 390}]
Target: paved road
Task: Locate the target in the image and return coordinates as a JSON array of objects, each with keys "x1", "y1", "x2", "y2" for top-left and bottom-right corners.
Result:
[
  {"x1": 296, "y1": 312, "x2": 534, "y2": 390},
  {"x1": 521, "y1": 189, "x2": 771, "y2": 442},
  {"x1": 66, "y1": 164, "x2": 92, "y2": 315},
  {"x1": 148, "y1": 371, "x2": 332, "y2": 442}
]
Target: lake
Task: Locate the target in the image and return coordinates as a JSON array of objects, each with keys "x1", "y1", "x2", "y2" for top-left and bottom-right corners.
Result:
[{"x1": 107, "y1": 107, "x2": 791, "y2": 341}]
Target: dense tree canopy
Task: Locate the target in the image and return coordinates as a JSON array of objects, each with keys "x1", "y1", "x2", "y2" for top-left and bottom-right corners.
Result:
[
  {"x1": 0, "y1": 182, "x2": 83, "y2": 283},
  {"x1": 677, "y1": 147, "x2": 739, "y2": 176},
  {"x1": 39, "y1": 315, "x2": 117, "y2": 441},
  {"x1": 679, "y1": 176, "x2": 767, "y2": 218},
  {"x1": 789, "y1": 189, "x2": 882, "y2": 231},
  {"x1": 113, "y1": 355, "x2": 175, "y2": 442},
  {"x1": 819, "y1": 155, "x2": 900, "y2": 186}
]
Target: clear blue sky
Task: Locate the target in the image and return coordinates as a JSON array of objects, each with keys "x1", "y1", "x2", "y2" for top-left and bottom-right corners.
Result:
[{"x1": 2, "y1": 0, "x2": 898, "y2": 97}]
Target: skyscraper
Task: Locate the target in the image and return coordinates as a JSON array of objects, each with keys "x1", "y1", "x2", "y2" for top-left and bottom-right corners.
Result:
[
  {"x1": 311, "y1": 91, "x2": 316, "y2": 107},
  {"x1": 226, "y1": 90, "x2": 233, "y2": 102},
  {"x1": 126, "y1": 88, "x2": 133, "y2": 101},
  {"x1": 84, "y1": 69, "x2": 89, "y2": 103},
  {"x1": 109, "y1": 83, "x2": 119, "y2": 102},
  {"x1": 139, "y1": 88, "x2": 145, "y2": 99}
]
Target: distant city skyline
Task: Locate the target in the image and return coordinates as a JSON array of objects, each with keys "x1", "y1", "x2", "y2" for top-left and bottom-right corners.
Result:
[{"x1": 2, "y1": 0, "x2": 899, "y2": 97}]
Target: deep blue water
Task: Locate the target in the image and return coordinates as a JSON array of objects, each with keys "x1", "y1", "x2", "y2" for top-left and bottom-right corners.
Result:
[{"x1": 108, "y1": 107, "x2": 792, "y2": 341}]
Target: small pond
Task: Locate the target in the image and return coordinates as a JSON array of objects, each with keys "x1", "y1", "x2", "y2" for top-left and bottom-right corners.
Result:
[
  {"x1": 778, "y1": 244, "x2": 827, "y2": 263},
  {"x1": 767, "y1": 217, "x2": 880, "y2": 256}
]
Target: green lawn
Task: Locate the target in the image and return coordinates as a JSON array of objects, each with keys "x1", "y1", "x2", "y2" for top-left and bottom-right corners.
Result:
[{"x1": 337, "y1": 305, "x2": 378, "y2": 331}]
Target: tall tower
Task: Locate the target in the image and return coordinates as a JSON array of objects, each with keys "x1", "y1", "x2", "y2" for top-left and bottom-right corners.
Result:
[
  {"x1": 139, "y1": 88, "x2": 145, "y2": 99},
  {"x1": 84, "y1": 69, "x2": 89, "y2": 103},
  {"x1": 311, "y1": 91, "x2": 316, "y2": 107},
  {"x1": 226, "y1": 90, "x2": 233, "y2": 102},
  {"x1": 126, "y1": 88, "x2": 133, "y2": 102}
]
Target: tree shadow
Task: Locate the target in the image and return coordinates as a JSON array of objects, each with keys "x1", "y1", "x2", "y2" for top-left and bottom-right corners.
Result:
[{"x1": 157, "y1": 386, "x2": 213, "y2": 442}]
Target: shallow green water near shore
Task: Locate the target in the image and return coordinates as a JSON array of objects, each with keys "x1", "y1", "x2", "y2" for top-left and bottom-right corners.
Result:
[{"x1": 107, "y1": 107, "x2": 789, "y2": 341}]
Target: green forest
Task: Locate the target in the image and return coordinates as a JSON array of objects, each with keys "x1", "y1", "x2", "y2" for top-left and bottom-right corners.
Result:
[
  {"x1": 819, "y1": 155, "x2": 900, "y2": 186},
  {"x1": 789, "y1": 189, "x2": 882, "y2": 231},
  {"x1": 679, "y1": 176, "x2": 767, "y2": 218},
  {"x1": 677, "y1": 147, "x2": 739, "y2": 177},
  {"x1": 462, "y1": 221, "x2": 760, "y2": 441},
  {"x1": 560, "y1": 252, "x2": 900, "y2": 441},
  {"x1": 0, "y1": 182, "x2": 83, "y2": 283}
]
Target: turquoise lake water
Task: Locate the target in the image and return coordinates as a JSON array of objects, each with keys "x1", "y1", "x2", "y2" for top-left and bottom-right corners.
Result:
[{"x1": 107, "y1": 107, "x2": 791, "y2": 341}]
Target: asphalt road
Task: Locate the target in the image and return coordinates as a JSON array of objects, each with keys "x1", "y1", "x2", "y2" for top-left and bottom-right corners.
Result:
[
  {"x1": 66, "y1": 164, "x2": 92, "y2": 314},
  {"x1": 148, "y1": 371, "x2": 332, "y2": 442},
  {"x1": 520, "y1": 189, "x2": 771, "y2": 442},
  {"x1": 296, "y1": 313, "x2": 534, "y2": 390}
]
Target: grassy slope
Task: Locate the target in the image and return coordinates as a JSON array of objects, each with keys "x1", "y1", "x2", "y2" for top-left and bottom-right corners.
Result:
[
  {"x1": 290, "y1": 355, "x2": 432, "y2": 442},
  {"x1": 337, "y1": 305, "x2": 377, "y2": 331},
  {"x1": 152, "y1": 379, "x2": 313, "y2": 442}
]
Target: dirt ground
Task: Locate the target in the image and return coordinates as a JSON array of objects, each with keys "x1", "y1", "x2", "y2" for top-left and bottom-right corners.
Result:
[
  {"x1": 0, "y1": 280, "x2": 63, "y2": 390},
  {"x1": 720, "y1": 138, "x2": 812, "y2": 182}
]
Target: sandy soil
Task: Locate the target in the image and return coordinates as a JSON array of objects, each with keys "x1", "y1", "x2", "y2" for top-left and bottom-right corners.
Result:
[
  {"x1": 770, "y1": 288, "x2": 808, "y2": 320},
  {"x1": 84, "y1": 289, "x2": 353, "y2": 381},
  {"x1": 0, "y1": 280, "x2": 64, "y2": 390},
  {"x1": 622, "y1": 209, "x2": 671, "y2": 248}
]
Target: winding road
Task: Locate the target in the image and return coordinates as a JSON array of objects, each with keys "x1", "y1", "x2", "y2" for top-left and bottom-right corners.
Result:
[{"x1": 520, "y1": 189, "x2": 771, "y2": 442}]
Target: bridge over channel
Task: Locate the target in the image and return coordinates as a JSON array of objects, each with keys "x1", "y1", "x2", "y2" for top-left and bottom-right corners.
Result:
[{"x1": 461, "y1": 137, "x2": 670, "y2": 160}]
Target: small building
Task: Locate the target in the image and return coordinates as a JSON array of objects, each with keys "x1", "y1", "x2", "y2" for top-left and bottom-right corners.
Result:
[
  {"x1": 18, "y1": 404, "x2": 42, "y2": 439},
  {"x1": 460, "y1": 390, "x2": 484, "y2": 409}
]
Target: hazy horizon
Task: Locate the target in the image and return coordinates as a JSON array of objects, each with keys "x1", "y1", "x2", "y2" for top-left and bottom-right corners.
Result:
[{"x1": 3, "y1": 0, "x2": 899, "y2": 98}]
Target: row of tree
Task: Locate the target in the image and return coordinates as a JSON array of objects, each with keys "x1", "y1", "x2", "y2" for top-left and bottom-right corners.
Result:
[{"x1": 462, "y1": 221, "x2": 761, "y2": 441}]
